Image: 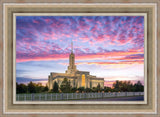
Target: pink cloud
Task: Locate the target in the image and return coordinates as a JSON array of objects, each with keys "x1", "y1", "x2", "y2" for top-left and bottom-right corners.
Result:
[
  {"x1": 44, "y1": 19, "x2": 51, "y2": 23},
  {"x1": 33, "y1": 20, "x2": 39, "y2": 24}
]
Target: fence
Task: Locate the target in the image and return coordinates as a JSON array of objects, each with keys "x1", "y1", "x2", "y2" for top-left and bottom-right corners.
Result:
[{"x1": 16, "y1": 92, "x2": 144, "y2": 101}]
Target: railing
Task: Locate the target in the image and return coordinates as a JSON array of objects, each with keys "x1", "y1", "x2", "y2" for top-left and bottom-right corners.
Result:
[{"x1": 16, "y1": 92, "x2": 144, "y2": 101}]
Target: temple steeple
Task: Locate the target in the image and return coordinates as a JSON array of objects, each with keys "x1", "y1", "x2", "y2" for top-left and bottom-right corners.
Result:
[
  {"x1": 71, "y1": 40, "x2": 73, "y2": 53},
  {"x1": 65, "y1": 40, "x2": 77, "y2": 74}
]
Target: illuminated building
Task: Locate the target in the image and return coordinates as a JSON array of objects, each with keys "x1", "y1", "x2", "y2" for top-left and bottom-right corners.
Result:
[{"x1": 48, "y1": 41, "x2": 104, "y2": 90}]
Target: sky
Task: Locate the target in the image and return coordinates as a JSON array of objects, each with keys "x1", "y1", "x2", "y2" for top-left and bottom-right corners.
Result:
[{"x1": 16, "y1": 16, "x2": 144, "y2": 87}]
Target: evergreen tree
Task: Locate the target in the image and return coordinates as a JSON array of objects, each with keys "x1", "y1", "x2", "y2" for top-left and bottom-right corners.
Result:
[
  {"x1": 52, "y1": 81, "x2": 59, "y2": 93},
  {"x1": 97, "y1": 83, "x2": 101, "y2": 91},
  {"x1": 60, "y1": 78, "x2": 72, "y2": 93}
]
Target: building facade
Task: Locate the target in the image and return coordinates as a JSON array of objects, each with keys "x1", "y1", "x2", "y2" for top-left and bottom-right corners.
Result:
[{"x1": 48, "y1": 42, "x2": 104, "y2": 90}]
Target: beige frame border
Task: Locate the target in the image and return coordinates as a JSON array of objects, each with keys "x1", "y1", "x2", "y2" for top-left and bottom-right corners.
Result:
[{"x1": 2, "y1": 3, "x2": 157, "y2": 115}]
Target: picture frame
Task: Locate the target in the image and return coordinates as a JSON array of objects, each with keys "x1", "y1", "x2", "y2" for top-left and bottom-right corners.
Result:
[{"x1": 0, "y1": 1, "x2": 159, "y2": 116}]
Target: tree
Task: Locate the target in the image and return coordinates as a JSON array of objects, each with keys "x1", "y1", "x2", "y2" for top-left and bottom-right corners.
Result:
[
  {"x1": 126, "y1": 81, "x2": 133, "y2": 92},
  {"x1": 71, "y1": 87, "x2": 77, "y2": 93},
  {"x1": 28, "y1": 81, "x2": 36, "y2": 93},
  {"x1": 104, "y1": 86, "x2": 112, "y2": 92},
  {"x1": 85, "y1": 88, "x2": 92, "y2": 93},
  {"x1": 43, "y1": 84, "x2": 49, "y2": 92},
  {"x1": 16, "y1": 82, "x2": 50, "y2": 94},
  {"x1": 113, "y1": 80, "x2": 133, "y2": 92},
  {"x1": 113, "y1": 80, "x2": 121, "y2": 92},
  {"x1": 121, "y1": 81, "x2": 128, "y2": 92},
  {"x1": 97, "y1": 83, "x2": 101, "y2": 92},
  {"x1": 112, "y1": 80, "x2": 144, "y2": 92},
  {"x1": 134, "y1": 81, "x2": 144, "y2": 92},
  {"x1": 92, "y1": 87, "x2": 98, "y2": 92},
  {"x1": 52, "y1": 81, "x2": 59, "y2": 93},
  {"x1": 60, "y1": 78, "x2": 72, "y2": 93},
  {"x1": 77, "y1": 87, "x2": 85, "y2": 93},
  {"x1": 35, "y1": 83, "x2": 44, "y2": 93},
  {"x1": 16, "y1": 83, "x2": 28, "y2": 94}
]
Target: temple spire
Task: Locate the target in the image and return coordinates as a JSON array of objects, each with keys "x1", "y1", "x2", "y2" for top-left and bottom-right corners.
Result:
[
  {"x1": 65, "y1": 39, "x2": 77, "y2": 74},
  {"x1": 71, "y1": 40, "x2": 73, "y2": 53}
]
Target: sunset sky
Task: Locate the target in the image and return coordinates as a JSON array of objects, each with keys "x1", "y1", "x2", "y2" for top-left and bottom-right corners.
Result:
[{"x1": 16, "y1": 16, "x2": 144, "y2": 87}]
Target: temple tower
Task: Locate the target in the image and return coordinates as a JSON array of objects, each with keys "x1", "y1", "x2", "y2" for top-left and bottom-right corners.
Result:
[{"x1": 66, "y1": 41, "x2": 77, "y2": 74}]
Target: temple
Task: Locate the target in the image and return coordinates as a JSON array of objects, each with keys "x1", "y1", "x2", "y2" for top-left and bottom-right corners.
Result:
[{"x1": 48, "y1": 41, "x2": 104, "y2": 90}]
